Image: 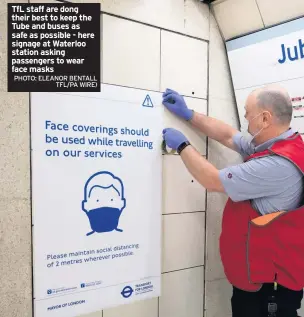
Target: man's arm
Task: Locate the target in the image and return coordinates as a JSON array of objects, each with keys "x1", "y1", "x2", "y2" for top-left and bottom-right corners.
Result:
[
  {"x1": 179, "y1": 142, "x2": 300, "y2": 202},
  {"x1": 180, "y1": 145, "x2": 225, "y2": 192},
  {"x1": 162, "y1": 88, "x2": 239, "y2": 150},
  {"x1": 190, "y1": 111, "x2": 238, "y2": 151},
  {"x1": 162, "y1": 128, "x2": 301, "y2": 204},
  {"x1": 162, "y1": 128, "x2": 224, "y2": 192}
]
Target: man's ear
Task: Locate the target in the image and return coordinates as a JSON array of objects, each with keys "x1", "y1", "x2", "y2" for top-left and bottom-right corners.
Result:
[{"x1": 263, "y1": 111, "x2": 272, "y2": 125}]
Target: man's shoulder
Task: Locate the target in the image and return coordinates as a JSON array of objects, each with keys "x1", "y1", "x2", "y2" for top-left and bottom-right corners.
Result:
[
  {"x1": 249, "y1": 154, "x2": 301, "y2": 175},
  {"x1": 233, "y1": 132, "x2": 254, "y2": 157}
]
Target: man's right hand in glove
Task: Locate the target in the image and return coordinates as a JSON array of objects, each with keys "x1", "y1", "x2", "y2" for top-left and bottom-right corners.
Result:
[{"x1": 162, "y1": 88, "x2": 193, "y2": 121}]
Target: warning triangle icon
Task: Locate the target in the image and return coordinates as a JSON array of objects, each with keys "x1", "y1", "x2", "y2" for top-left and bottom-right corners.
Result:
[{"x1": 142, "y1": 94, "x2": 154, "y2": 108}]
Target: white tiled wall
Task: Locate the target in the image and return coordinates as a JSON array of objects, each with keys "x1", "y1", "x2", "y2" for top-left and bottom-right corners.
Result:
[
  {"x1": 184, "y1": 0, "x2": 210, "y2": 40},
  {"x1": 103, "y1": 298, "x2": 158, "y2": 317},
  {"x1": 161, "y1": 30, "x2": 208, "y2": 99},
  {"x1": 159, "y1": 15, "x2": 209, "y2": 315},
  {"x1": 205, "y1": 279, "x2": 232, "y2": 317},
  {"x1": 98, "y1": 0, "x2": 185, "y2": 34},
  {"x1": 212, "y1": 0, "x2": 264, "y2": 40},
  {"x1": 164, "y1": 97, "x2": 207, "y2": 155},
  {"x1": 102, "y1": 15, "x2": 161, "y2": 91},
  {"x1": 162, "y1": 212, "x2": 205, "y2": 272},
  {"x1": 163, "y1": 155, "x2": 206, "y2": 215},
  {"x1": 256, "y1": 0, "x2": 304, "y2": 27},
  {"x1": 79, "y1": 312, "x2": 102, "y2": 317},
  {"x1": 71, "y1": 0, "x2": 210, "y2": 40},
  {"x1": 209, "y1": 16, "x2": 234, "y2": 102},
  {"x1": 159, "y1": 267, "x2": 205, "y2": 317},
  {"x1": 204, "y1": 11, "x2": 240, "y2": 317}
]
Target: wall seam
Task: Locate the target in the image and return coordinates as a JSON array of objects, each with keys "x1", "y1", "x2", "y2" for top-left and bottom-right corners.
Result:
[
  {"x1": 159, "y1": 30, "x2": 162, "y2": 92},
  {"x1": 162, "y1": 264, "x2": 204, "y2": 275},
  {"x1": 205, "y1": 277, "x2": 227, "y2": 282},
  {"x1": 98, "y1": 12, "x2": 209, "y2": 43},
  {"x1": 223, "y1": 76, "x2": 240, "y2": 130},
  {"x1": 0, "y1": 196, "x2": 28, "y2": 201},
  {"x1": 29, "y1": 90, "x2": 34, "y2": 315},
  {"x1": 203, "y1": 4, "x2": 211, "y2": 317},
  {"x1": 28, "y1": 1, "x2": 33, "y2": 311},
  {"x1": 231, "y1": 75, "x2": 304, "y2": 91},
  {"x1": 222, "y1": 14, "x2": 304, "y2": 41},
  {"x1": 254, "y1": 0, "x2": 266, "y2": 28},
  {"x1": 163, "y1": 211, "x2": 206, "y2": 215},
  {"x1": 100, "y1": 81, "x2": 209, "y2": 98},
  {"x1": 209, "y1": 6, "x2": 226, "y2": 43},
  {"x1": 158, "y1": 14, "x2": 162, "y2": 317}
]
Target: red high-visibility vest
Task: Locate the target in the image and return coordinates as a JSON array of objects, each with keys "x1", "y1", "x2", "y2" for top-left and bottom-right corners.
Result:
[{"x1": 220, "y1": 133, "x2": 304, "y2": 291}]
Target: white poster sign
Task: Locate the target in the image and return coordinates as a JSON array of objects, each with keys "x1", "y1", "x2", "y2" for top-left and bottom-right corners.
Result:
[
  {"x1": 226, "y1": 17, "x2": 304, "y2": 137},
  {"x1": 31, "y1": 84, "x2": 163, "y2": 317}
]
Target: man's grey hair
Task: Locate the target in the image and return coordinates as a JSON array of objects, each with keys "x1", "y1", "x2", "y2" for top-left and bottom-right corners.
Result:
[{"x1": 256, "y1": 89, "x2": 293, "y2": 125}]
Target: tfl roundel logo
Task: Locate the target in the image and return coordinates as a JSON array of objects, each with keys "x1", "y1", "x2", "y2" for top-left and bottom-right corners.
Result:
[{"x1": 121, "y1": 286, "x2": 133, "y2": 298}]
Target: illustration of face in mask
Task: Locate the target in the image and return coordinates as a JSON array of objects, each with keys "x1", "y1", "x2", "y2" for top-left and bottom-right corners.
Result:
[{"x1": 82, "y1": 172, "x2": 126, "y2": 236}]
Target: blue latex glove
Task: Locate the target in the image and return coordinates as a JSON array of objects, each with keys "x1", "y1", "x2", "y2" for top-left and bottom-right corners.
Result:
[
  {"x1": 162, "y1": 88, "x2": 193, "y2": 121},
  {"x1": 163, "y1": 128, "x2": 188, "y2": 150}
]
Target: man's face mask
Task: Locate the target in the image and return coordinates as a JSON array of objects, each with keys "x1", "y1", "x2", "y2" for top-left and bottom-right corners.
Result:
[{"x1": 242, "y1": 112, "x2": 264, "y2": 144}]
